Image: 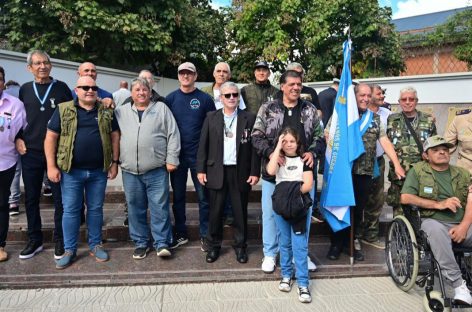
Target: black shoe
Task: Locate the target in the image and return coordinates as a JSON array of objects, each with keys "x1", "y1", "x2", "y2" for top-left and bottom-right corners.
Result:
[
  {"x1": 327, "y1": 245, "x2": 342, "y2": 260},
  {"x1": 9, "y1": 205, "x2": 19, "y2": 217},
  {"x1": 354, "y1": 250, "x2": 365, "y2": 261},
  {"x1": 43, "y1": 187, "x2": 52, "y2": 197},
  {"x1": 133, "y1": 247, "x2": 150, "y2": 260},
  {"x1": 170, "y1": 233, "x2": 188, "y2": 250},
  {"x1": 206, "y1": 249, "x2": 220, "y2": 263},
  {"x1": 54, "y1": 240, "x2": 65, "y2": 260},
  {"x1": 19, "y1": 241, "x2": 43, "y2": 259},
  {"x1": 235, "y1": 248, "x2": 248, "y2": 263}
]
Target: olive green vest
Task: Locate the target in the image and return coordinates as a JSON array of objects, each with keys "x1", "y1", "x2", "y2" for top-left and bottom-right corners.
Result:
[
  {"x1": 56, "y1": 100, "x2": 113, "y2": 173},
  {"x1": 352, "y1": 114, "x2": 381, "y2": 175},
  {"x1": 411, "y1": 161, "x2": 470, "y2": 221}
]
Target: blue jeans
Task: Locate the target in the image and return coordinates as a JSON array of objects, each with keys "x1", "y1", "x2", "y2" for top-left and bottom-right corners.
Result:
[
  {"x1": 274, "y1": 207, "x2": 312, "y2": 288},
  {"x1": 261, "y1": 179, "x2": 278, "y2": 257},
  {"x1": 61, "y1": 168, "x2": 107, "y2": 252},
  {"x1": 122, "y1": 168, "x2": 172, "y2": 249},
  {"x1": 8, "y1": 158, "x2": 21, "y2": 205},
  {"x1": 170, "y1": 157, "x2": 209, "y2": 237},
  {"x1": 262, "y1": 179, "x2": 314, "y2": 258}
]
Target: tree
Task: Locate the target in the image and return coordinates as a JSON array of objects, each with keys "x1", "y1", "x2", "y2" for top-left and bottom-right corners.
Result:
[
  {"x1": 0, "y1": 0, "x2": 228, "y2": 78},
  {"x1": 228, "y1": 0, "x2": 404, "y2": 82},
  {"x1": 427, "y1": 8, "x2": 472, "y2": 68}
]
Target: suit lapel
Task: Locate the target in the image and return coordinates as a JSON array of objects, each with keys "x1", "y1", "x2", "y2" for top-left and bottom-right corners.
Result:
[{"x1": 214, "y1": 109, "x2": 224, "y2": 140}]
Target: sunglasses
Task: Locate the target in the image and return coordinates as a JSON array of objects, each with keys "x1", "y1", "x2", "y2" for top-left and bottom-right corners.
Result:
[
  {"x1": 222, "y1": 93, "x2": 239, "y2": 99},
  {"x1": 77, "y1": 85, "x2": 98, "y2": 91}
]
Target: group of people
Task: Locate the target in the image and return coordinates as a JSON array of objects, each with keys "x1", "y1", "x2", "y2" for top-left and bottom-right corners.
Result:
[{"x1": 2, "y1": 49, "x2": 472, "y2": 304}]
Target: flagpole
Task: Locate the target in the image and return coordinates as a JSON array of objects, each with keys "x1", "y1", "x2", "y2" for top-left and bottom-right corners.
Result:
[{"x1": 347, "y1": 28, "x2": 354, "y2": 267}]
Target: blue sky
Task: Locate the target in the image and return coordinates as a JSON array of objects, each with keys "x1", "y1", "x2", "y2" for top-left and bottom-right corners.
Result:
[{"x1": 211, "y1": 0, "x2": 471, "y2": 19}]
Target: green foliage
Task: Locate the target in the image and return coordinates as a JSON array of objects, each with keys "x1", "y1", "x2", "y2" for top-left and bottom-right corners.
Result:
[
  {"x1": 0, "y1": 0, "x2": 228, "y2": 78},
  {"x1": 228, "y1": 0, "x2": 404, "y2": 82},
  {"x1": 426, "y1": 9, "x2": 472, "y2": 68}
]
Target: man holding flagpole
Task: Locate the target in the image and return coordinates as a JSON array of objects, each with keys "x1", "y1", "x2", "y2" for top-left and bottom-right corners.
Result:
[
  {"x1": 320, "y1": 40, "x2": 405, "y2": 262},
  {"x1": 324, "y1": 83, "x2": 405, "y2": 261}
]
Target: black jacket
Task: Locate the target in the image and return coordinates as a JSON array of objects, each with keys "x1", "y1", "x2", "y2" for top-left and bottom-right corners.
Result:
[{"x1": 272, "y1": 181, "x2": 312, "y2": 234}]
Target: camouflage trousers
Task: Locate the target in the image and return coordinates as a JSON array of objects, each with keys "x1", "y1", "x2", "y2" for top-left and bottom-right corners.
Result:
[
  {"x1": 386, "y1": 173, "x2": 404, "y2": 217},
  {"x1": 362, "y1": 156, "x2": 385, "y2": 242}
]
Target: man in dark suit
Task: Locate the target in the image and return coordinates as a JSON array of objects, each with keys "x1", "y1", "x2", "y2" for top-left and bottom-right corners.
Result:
[{"x1": 197, "y1": 81, "x2": 261, "y2": 263}]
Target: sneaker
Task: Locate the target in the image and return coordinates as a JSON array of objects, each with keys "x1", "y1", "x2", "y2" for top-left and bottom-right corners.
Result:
[
  {"x1": 169, "y1": 233, "x2": 188, "y2": 249},
  {"x1": 354, "y1": 239, "x2": 365, "y2": 261},
  {"x1": 297, "y1": 286, "x2": 312, "y2": 303},
  {"x1": 89, "y1": 245, "x2": 109, "y2": 262},
  {"x1": 133, "y1": 247, "x2": 150, "y2": 260},
  {"x1": 307, "y1": 256, "x2": 317, "y2": 272},
  {"x1": 9, "y1": 204, "x2": 19, "y2": 217},
  {"x1": 123, "y1": 217, "x2": 128, "y2": 227},
  {"x1": 43, "y1": 187, "x2": 52, "y2": 197},
  {"x1": 54, "y1": 240, "x2": 65, "y2": 260},
  {"x1": 0, "y1": 247, "x2": 8, "y2": 262},
  {"x1": 361, "y1": 238, "x2": 385, "y2": 250},
  {"x1": 311, "y1": 209, "x2": 325, "y2": 223},
  {"x1": 454, "y1": 280, "x2": 472, "y2": 305},
  {"x1": 200, "y1": 237, "x2": 209, "y2": 252},
  {"x1": 157, "y1": 247, "x2": 171, "y2": 257},
  {"x1": 55, "y1": 251, "x2": 76, "y2": 270},
  {"x1": 261, "y1": 256, "x2": 276, "y2": 273},
  {"x1": 291, "y1": 256, "x2": 317, "y2": 272},
  {"x1": 19, "y1": 241, "x2": 43, "y2": 259},
  {"x1": 278, "y1": 277, "x2": 292, "y2": 292}
]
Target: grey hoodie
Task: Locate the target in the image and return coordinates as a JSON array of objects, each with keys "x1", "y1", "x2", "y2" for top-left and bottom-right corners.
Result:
[{"x1": 115, "y1": 101, "x2": 180, "y2": 175}]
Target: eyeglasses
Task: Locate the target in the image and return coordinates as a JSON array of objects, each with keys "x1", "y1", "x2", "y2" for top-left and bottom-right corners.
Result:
[
  {"x1": 31, "y1": 61, "x2": 51, "y2": 66},
  {"x1": 222, "y1": 93, "x2": 239, "y2": 99},
  {"x1": 399, "y1": 97, "x2": 417, "y2": 102},
  {"x1": 77, "y1": 85, "x2": 98, "y2": 91}
]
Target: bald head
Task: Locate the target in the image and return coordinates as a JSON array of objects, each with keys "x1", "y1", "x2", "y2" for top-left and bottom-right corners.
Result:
[
  {"x1": 75, "y1": 76, "x2": 97, "y2": 105},
  {"x1": 78, "y1": 62, "x2": 97, "y2": 80},
  {"x1": 119, "y1": 81, "x2": 128, "y2": 89}
]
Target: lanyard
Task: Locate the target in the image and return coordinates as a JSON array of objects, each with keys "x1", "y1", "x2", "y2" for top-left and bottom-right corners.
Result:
[{"x1": 33, "y1": 79, "x2": 56, "y2": 110}]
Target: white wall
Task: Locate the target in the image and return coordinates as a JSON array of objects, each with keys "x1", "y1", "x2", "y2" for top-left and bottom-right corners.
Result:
[{"x1": 0, "y1": 49, "x2": 180, "y2": 96}]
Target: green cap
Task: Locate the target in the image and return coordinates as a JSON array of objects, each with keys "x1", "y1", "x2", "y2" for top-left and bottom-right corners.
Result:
[{"x1": 423, "y1": 135, "x2": 454, "y2": 152}]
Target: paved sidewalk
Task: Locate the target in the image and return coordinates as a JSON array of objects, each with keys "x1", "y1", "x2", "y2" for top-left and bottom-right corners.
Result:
[{"x1": 0, "y1": 277, "x2": 426, "y2": 312}]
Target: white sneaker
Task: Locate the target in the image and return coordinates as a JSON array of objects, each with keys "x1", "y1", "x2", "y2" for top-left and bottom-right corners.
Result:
[
  {"x1": 261, "y1": 256, "x2": 276, "y2": 273},
  {"x1": 307, "y1": 256, "x2": 317, "y2": 272},
  {"x1": 454, "y1": 280, "x2": 472, "y2": 304},
  {"x1": 297, "y1": 286, "x2": 312, "y2": 303}
]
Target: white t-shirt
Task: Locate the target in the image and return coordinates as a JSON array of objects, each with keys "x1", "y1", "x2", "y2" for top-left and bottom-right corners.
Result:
[{"x1": 275, "y1": 155, "x2": 310, "y2": 184}]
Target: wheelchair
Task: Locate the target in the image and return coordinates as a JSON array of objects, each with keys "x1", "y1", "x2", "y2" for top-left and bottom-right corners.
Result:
[{"x1": 385, "y1": 205, "x2": 472, "y2": 312}]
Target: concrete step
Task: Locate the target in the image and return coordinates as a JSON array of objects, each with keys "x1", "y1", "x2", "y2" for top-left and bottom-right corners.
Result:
[
  {"x1": 7, "y1": 202, "x2": 393, "y2": 243},
  {"x1": 0, "y1": 237, "x2": 388, "y2": 289}
]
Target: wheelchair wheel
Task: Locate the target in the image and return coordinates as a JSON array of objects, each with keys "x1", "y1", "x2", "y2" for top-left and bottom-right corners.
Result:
[
  {"x1": 385, "y1": 215, "x2": 419, "y2": 291},
  {"x1": 422, "y1": 291, "x2": 450, "y2": 312}
]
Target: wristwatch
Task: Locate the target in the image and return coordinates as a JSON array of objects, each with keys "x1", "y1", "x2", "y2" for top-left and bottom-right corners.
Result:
[{"x1": 112, "y1": 159, "x2": 121, "y2": 165}]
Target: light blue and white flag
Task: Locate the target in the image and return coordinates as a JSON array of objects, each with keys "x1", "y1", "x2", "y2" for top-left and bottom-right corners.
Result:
[{"x1": 320, "y1": 39, "x2": 365, "y2": 232}]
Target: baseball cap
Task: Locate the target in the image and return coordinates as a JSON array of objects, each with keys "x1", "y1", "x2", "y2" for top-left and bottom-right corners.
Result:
[
  {"x1": 254, "y1": 61, "x2": 269, "y2": 69},
  {"x1": 178, "y1": 62, "x2": 196, "y2": 73},
  {"x1": 423, "y1": 135, "x2": 454, "y2": 152}
]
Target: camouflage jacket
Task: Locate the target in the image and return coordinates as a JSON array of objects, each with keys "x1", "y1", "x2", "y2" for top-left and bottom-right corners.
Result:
[
  {"x1": 251, "y1": 98, "x2": 323, "y2": 181},
  {"x1": 386, "y1": 111, "x2": 437, "y2": 178},
  {"x1": 353, "y1": 113, "x2": 382, "y2": 176}
]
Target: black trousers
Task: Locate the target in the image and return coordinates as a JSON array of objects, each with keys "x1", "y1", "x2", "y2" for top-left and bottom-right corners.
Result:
[
  {"x1": 330, "y1": 174, "x2": 373, "y2": 247},
  {"x1": 21, "y1": 150, "x2": 63, "y2": 243},
  {"x1": 207, "y1": 166, "x2": 248, "y2": 250},
  {"x1": 0, "y1": 164, "x2": 16, "y2": 247}
]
